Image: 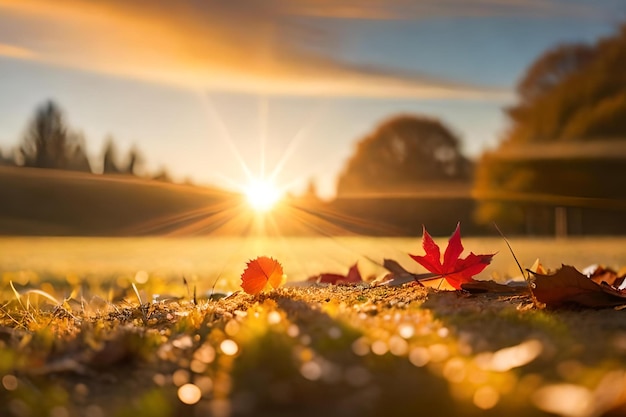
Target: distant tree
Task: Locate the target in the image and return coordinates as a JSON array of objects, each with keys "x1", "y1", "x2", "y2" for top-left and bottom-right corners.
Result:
[
  {"x1": 303, "y1": 179, "x2": 321, "y2": 201},
  {"x1": 125, "y1": 145, "x2": 144, "y2": 176},
  {"x1": 20, "y1": 100, "x2": 79, "y2": 169},
  {"x1": 293, "y1": 179, "x2": 322, "y2": 206},
  {"x1": 152, "y1": 166, "x2": 172, "y2": 182},
  {"x1": 474, "y1": 23, "x2": 626, "y2": 232},
  {"x1": 101, "y1": 136, "x2": 122, "y2": 174},
  {"x1": 337, "y1": 115, "x2": 472, "y2": 195},
  {"x1": 501, "y1": 24, "x2": 626, "y2": 145},
  {"x1": 514, "y1": 43, "x2": 595, "y2": 106},
  {"x1": 66, "y1": 132, "x2": 92, "y2": 173}
]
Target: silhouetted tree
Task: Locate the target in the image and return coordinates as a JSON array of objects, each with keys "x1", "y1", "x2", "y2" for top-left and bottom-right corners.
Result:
[
  {"x1": 101, "y1": 136, "x2": 122, "y2": 174},
  {"x1": 125, "y1": 145, "x2": 144, "y2": 176},
  {"x1": 66, "y1": 132, "x2": 92, "y2": 173},
  {"x1": 337, "y1": 115, "x2": 472, "y2": 195},
  {"x1": 20, "y1": 100, "x2": 79, "y2": 169},
  {"x1": 152, "y1": 166, "x2": 172, "y2": 182},
  {"x1": 303, "y1": 179, "x2": 321, "y2": 202}
]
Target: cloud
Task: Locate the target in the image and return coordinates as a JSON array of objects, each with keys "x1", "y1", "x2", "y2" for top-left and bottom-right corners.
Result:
[
  {"x1": 0, "y1": 0, "x2": 563, "y2": 99},
  {"x1": 0, "y1": 42, "x2": 35, "y2": 60},
  {"x1": 283, "y1": 0, "x2": 621, "y2": 20}
]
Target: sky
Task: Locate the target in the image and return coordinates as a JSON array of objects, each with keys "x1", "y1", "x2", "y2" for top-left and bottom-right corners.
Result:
[{"x1": 0, "y1": 0, "x2": 624, "y2": 198}]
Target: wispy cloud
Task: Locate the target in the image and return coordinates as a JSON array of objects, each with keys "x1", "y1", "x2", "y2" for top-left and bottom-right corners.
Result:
[
  {"x1": 0, "y1": 42, "x2": 36, "y2": 60},
  {"x1": 2, "y1": 0, "x2": 613, "y2": 99},
  {"x1": 282, "y1": 0, "x2": 621, "y2": 20}
]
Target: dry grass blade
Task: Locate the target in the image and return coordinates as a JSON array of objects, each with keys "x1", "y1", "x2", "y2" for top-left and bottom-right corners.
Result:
[
  {"x1": 493, "y1": 223, "x2": 540, "y2": 307},
  {"x1": 131, "y1": 282, "x2": 148, "y2": 325},
  {"x1": 9, "y1": 280, "x2": 38, "y2": 323},
  {"x1": 21, "y1": 289, "x2": 61, "y2": 306},
  {"x1": 9, "y1": 281, "x2": 26, "y2": 311},
  {"x1": 131, "y1": 282, "x2": 143, "y2": 305}
]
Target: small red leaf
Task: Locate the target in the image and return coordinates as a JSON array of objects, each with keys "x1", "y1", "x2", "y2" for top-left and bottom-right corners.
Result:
[
  {"x1": 410, "y1": 223, "x2": 495, "y2": 290},
  {"x1": 241, "y1": 256, "x2": 284, "y2": 295},
  {"x1": 308, "y1": 263, "x2": 363, "y2": 285}
]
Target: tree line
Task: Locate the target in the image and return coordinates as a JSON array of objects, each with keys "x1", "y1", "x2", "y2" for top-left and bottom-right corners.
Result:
[
  {"x1": 2, "y1": 22, "x2": 626, "y2": 235},
  {"x1": 473, "y1": 22, "x2": 626, "y2": 233},
  {"x1": 333, "y1": 22, "x2": 626, "y2": 235},
  {"x1": 0, "y1": 100, "x2": 172, "y2": 181}
]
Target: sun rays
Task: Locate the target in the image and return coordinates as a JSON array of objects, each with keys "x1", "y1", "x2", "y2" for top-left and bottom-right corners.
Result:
[
  {"x1": 125, "y1": 93, "x2": 404, "y2": 243},
  {"x1": 244, "y1": 178, "x2": 281, "y2": 212}
]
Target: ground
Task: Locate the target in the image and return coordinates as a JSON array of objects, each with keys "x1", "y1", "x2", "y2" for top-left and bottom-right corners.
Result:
[{"x1": 2, "y1": 284, "x2": 626, "y2": 417}]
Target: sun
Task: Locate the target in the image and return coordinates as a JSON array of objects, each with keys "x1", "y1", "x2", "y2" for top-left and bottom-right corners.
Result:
[{"x1": 244, "y1": 178, "x2": 282, "y2": 212}]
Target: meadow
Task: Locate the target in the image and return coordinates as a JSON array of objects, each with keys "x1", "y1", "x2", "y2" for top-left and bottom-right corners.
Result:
[
  {"x1": 0, "y1": 236, "x2": 626, "y2": 297},
  {"x1": 2, "y1": 236, "x2": 626, "y2": 417},
  {"x1": 2, "y1": 236, "x2": 626, "y2": 295}
]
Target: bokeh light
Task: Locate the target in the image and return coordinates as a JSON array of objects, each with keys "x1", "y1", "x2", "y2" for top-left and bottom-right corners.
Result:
[{"x1": 178, "y1": 383, "x2": 202, "y2": 405}]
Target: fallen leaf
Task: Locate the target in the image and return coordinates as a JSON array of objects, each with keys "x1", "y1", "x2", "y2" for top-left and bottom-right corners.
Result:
[
  {"x1": 410, "y1": 223, "x2": 495, "y2": 290},
  {"x1": 588, "y1": 265, "x2": 626, "y2": 289},
  {"x1": 375, "y1": 259, "x2": 433, "y2": 286},
  {"x1": 308, "y1": 263, "x2": 363, "y2": 285},
  {"x1": 530, "y1": 265, "x2": 626, "y2": 308},
  {"x1": 241, "y1": 256, "x2": 284, "y2": 295}
]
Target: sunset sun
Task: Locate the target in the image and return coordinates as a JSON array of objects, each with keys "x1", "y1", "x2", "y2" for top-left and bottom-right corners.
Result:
[{"x1": 244, "y1": 178, "x2": 282, "y2": 212}]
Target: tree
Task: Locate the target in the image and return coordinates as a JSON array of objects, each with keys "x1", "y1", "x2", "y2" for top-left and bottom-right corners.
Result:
[
  {"x1": 152, "y1": 166, "x2": 172, "y2": 182},
  {"x1": 337, "y1": 115, "x2": 472, "y2": 195},
  {"x1": 514, "y1": 43, "x2": 595, "y2": 106},
  {"x1": 20, "y1": 100, "x2": 77, "y2": 169},
  {"x1": 66, "y1": 132, "x2": 92, "y2": 173},
  {"x1": 17, "y1": 101, "x2": 91, "y2": 172},
  {"x1": 125, "y1": 145, "x2": 144, "y2": 176},
  {"x1": 101, "y1": 136, "x2": 122, "y2": 174},
  {"x1": 474, "y1": 24, "x2": 626, "y2": 233}
]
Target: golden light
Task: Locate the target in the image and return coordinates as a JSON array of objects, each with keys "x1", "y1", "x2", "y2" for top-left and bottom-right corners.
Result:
[{"x1": 244, "y1": 178, "x2": 281, "y2": 212}]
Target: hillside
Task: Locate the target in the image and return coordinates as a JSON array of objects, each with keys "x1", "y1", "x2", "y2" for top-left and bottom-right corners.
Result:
[{"x1": 0, "y1": 166, "x2": 240, "y2": 236}]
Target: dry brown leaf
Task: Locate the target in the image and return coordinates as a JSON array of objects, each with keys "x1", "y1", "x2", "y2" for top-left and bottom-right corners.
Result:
[{"x1": 530, "y1": 265, "x2": 626, "y2": 308}]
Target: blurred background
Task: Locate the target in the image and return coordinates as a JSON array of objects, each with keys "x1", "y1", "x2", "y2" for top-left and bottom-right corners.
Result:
[{"x1": 1, "y1": 0, "x2": 626, "y2": 237}]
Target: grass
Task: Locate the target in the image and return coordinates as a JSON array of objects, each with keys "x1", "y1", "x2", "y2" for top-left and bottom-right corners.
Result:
[
  {"x1": 2, "y1": 274, "x2": 626, "y2": 417},
  {"x1": 2, "y1": 236, "x2": 626, "y2": 416}
]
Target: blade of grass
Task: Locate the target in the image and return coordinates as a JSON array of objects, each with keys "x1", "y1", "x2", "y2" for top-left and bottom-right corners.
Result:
[
  {"x1": 493, "y1": 223, "x2": 539, "y2": 307},
  {"x1": 9, "y1": 281, "x2": 38, "y2": 324},
  {"x1": 9, "y1": 281, "x2": 26, "y2": 311},
  {"x1": 132, "y1": 282, "x2": 148, "y2": 325},
  {"x1": 21, "y1": 289, "x2": 60, "y2": 306},
  {"x1": 131, "y1": 282, "x2": 143, "y2": 305}
]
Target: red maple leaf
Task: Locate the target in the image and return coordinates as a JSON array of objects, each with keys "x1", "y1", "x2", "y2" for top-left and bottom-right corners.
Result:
[
  {"x1": 410, "y1": 223, "x2": 495, "y2": 290},
  {"x1": 241, "y1": 256, "x2": 284, "y2": 295}
]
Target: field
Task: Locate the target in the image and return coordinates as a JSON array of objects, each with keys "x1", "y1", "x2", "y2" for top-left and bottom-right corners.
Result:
[
  {"x1": 3, "y1": 236, "x2": 626, "y2": 294},
  {"x1": 2, "y1": 236, "x2": 626, "y2": 417}
]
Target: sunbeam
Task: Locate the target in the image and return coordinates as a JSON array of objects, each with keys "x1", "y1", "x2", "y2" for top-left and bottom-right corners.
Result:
[
  {"x1": 124, "y1": 90, "x2": 423, "y2": 283},
  {"x1": 268, "y1": 98, "x2": 328, "y2": 183},
  {"x1": 201, "y1": 92, "x2": 254, "y2": 182},
  {"x1": 258, "y1": 96, "x2": 268, "y2": 178}
]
